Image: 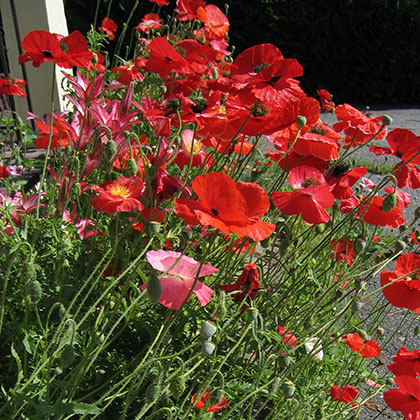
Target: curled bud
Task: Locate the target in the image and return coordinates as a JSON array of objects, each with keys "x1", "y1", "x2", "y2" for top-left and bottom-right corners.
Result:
[
  {"x1": 60, "y1": 344, "x2": 75, "y2": 368},
  {"x1": 28, "y1": 280, "x2": 42, "y2": 304},
  {"x1": 126, "y1": 158, "x2": 138, "y2": 176},
  {"x1": 105, "y1": 140, "x2": 117, "y2": 159},
  {"x1": 353, "y1": 236, "x2": 366, "y2": 255},
  {"x1": 382, "y1": 192, "x2": 397, "y2": 213},
  {"x1": 382, "y1": 114, "x2": 393, "y2": 126},
  {"x1": 169, "y1": 375, "x2": 186, "y2": 398}
]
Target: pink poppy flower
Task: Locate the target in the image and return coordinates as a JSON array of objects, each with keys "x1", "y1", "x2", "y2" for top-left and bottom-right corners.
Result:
[{"x1": 142, "y1": 250, "x2": 218, "y2": 310}]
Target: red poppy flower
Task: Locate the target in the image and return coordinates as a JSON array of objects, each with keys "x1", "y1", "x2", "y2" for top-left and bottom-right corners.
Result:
[
  {"x1": 0, "y1": 165, "x2": 11, "y2": 178},
  {"x1": 33, "y1": 115, "x2": 74, "y2": 149},
  {"x1": 90, "y1": 176, "x2": 145, "y2": 214},
  {"x1": 330, "y1": 239, "x2": 355, "y2": 266},
  {"x1": 342, "y1": 332, "x2": 381, "y2": 358},
  {"x1": 111, "y1": 56, "x2": 146, "y2": 85},
  {"x1": 392, "y1": 161, "x2": 420, "y2": 190},
  {"x1": 174, "y1": 172, "x2": 275, "y2": 241},
  {"x1": 388, "y1": 346, "x2": 420, "y2": 377},
  {"x1": 277, "y1": 326, "x2": 298, "y2": 347},
  {"x1": 196, "y1": 4, "x2": 229, "y2": 39},
  {"x1": 333, "y1": 104, "x2": 386, "y2": 147},
  {"x1": 272, "y1": 165, "x2": 334, "y2": 225},
  {"x1": 145, "y1": 37, "x2": 191, "y2": 78},
  {"x1": 136, "y1": 13, "x2": 162, "y2": 34},
  {"x1": 175, "y1": 0, "x2": 206, "y2": 21},
  {"x1": 380, "y1": 253, "x2": 420, "y2": 313},
  {"x1": 149, "y1": 0, "x2": 169, "y2": 5},
  {"x1": 98, "y1": 17, "x2": 117, "y2": 40},
  {"x1": 220, "y1": 264, "x2": 263, "y2": 302},
  {"x1": 384, "y1": 376, "x2": 420, "y2": 418},
  {"x1": 330, "y1": 385, "x2": 359, "y2": 408},
  {"x1": 317, "y1": 89, "x2": 335, "y2": 111},
  {"x1": 370, "y1": 129, "x2": 420, "y2": 163},
  {"x1": 192, "y1": 392, "x2": 228, "y2": 412},
  {"x1": 0, "y1": 77, "x2": 26, "y2": 97},
  {"x1": 326, "y1": 166, "x2": 368, "y2": 200},
  {"x1": 19, "y1": 30, "x2": 93, "y2": 68}
]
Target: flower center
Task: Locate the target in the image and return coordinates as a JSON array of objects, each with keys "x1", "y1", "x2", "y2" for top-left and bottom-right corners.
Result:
[
  {"x1": 42, "y1": 50, "x2": 53, "y2": 58},
  {"x1": 250, "y1": 102, "x2": 269, "y2": 117},
  {"x1": 211, "y1": 208, "x2": 219, "y2": 216},
  {"x1": 108, "y1": 184, "x2": 130, "y2": 198},
  {"x1": 302, "y1": 177, "x2": 322, "y2": 188},
  {"x1": 310, "y1": 124, "x2": 327, "y2": 135},
  {"x1": 254, "y1": 62, "x2": 269, "y2": 73}
]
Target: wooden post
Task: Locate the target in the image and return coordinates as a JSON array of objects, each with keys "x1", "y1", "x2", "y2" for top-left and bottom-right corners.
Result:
[{"x1": 0, "y1": 0, "x2": 69, "y2": 120}]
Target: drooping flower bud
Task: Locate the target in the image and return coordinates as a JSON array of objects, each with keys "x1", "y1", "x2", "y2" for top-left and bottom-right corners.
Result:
[
  {"x1": 281, "y1": 380, "x2": 296, "y2": 398},
  {"x1": 147, "y1": 275, "x2": 161, "y2": 304},
  {"x1": 382, "y1": 192, "x2": 397, "y2": 213},
  {"x1": 169, "y1": 375, "x2": 186, "y2": 398}
]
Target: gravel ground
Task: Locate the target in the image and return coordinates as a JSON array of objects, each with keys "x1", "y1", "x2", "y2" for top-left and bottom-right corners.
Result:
[{"x1": 322, "y1": 107, "x2": 420, "y2": 420}]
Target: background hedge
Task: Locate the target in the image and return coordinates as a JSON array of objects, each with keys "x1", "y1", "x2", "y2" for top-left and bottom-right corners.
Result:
[{"x1": 64, "y1": 0, "x2": 420, "y2": 106}]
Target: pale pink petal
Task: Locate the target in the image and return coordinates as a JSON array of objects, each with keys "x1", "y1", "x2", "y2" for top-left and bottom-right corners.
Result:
[{"x1": 193, "y1": 281, "x2": 214, "y2": 306}]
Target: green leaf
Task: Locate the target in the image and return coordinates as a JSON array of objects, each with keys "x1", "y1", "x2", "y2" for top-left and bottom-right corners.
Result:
[{"x1": 11, "y1": 344, "x2": 24, "y2": 387}]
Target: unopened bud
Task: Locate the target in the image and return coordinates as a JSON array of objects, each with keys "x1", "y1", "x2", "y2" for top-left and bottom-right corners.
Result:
[
  {"x1": 105, "y1": 140, "x2": 117, "y2": 159},
  {"x1": 415, "y1": 207, "x2": 420, "y2": 220},
  {"x1": 296, "y1": 115, "x2": 307, "y2": 129},
  {"x1": 382, "y1": 114, "x2": 393, "y2": 126},
  {"x1": 200, "y1": 321, "x2": 217, "y2": 339},
  {"x1": 28, "y1": 280, "x2": 42, "y2": 304},
  {"x1": 281, "y1": 381, "x2": 296, "y2": 398},
  {"x1": 147, "y1": 276, "x2": 162, "y2": 304},
  {"x1": 351, "y1": 300, "x2": 363, "y2": 314},
  {"x1": 358, "y1": 329, "x2": 370, "y2": 341},
  {"x1": 395, "y1": 240, "x2": 406, "y2": 253},
  {"x1": 126, "y1": 158, "x2": 138, "y2": 176},
  {"x1": 279, "y1": 355, "x2": 292, "y2": 368},
  {"x1": 382, "y1": 192, "x2": 397, "y2": 213},
  {"x1": 248, "y1": 307, "x2": 259, "y2": 321},
  {"x1": 60, "y1": 344, "x2": 75, "y2": 368},
  {"x1": 354, "y1": 236, "x2": 366, "y2": 255},
  {"x1": 169, "y1": 375, "x2": 186, "y2": 398},
  {"x1": 201, "y1": 340, "x2": 216, "y2": 357},
  {"x1": 414, "y1": 325, "x2": 420, "y2": 336}
]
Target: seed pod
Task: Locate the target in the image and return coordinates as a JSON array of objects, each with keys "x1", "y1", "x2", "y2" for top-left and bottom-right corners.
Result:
[
  {"x1": 201, "y1": 340, "x2": 216, "y2": 357},
  {"x1": 28, "y1": 280, "x2": 42, "y2": 304},
  {"x1": 382, "y1": 192, "x2": 397, "y2": 212},
  {"x1": 281, "y1": 381, "x2": 296, "y2": 398},
  {"x1": 169, "y1": 375, "x2": 186, "y2": 398},
  {"x1": 60, "y1": 344, "x2": 75, "y2": 368},
  {"x1": 200, "y1": 321, "x2": 217, "y2": 340},
  {"x1": 147, "y1": 275, "x2": 161, "y2": 304}
]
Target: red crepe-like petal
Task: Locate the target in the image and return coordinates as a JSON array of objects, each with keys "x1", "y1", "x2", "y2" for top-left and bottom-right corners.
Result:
[
  {"x1": 343, "y1": 332, "x2": 381, "y2": 358},
  {"x1": 236, "y1": 181, "x2": 270, "y2": 219},
  {"x1": 381, "y1": 272, "x2": 420, "y2": 313}
]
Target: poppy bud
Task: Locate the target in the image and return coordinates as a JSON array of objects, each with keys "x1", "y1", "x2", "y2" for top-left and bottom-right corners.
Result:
[
  {"x1": 145, "y1": 380, "x2": 162, "y2": 404},
  {"x1": 126, "y1": 158, "x2": 138, "y2": 176},
  {"x1": 200, "y1": 321, "x2": 217, "y2": 339},
  {"x1": 54, "y1": 366, "x2": 63, "y2": 376},
  {"x1": 92, "y1": 52, "x2": 99, "y2": 64},
  {"x1": 147, "y1": 275, "x2": 161, "y2": 304},
  {"x1": 358, "y1": 329, "x2": 370, "y2": 341},
  {"x1": 65, "y1": 144, "x2": 72, "y2": 155},
  {"x1": 414, "y1": 325, "x2": 420, "y2": 336},
  {"x1": 105, "y1": 140, "x2": 117, "y2": 160},
  {"x1": 386, "y1": 377, "x2": 395, "y2": 386},
  {"x1": 248, "y1": 307, "x2": 259, "y2": 321},
  {"x1": 28, "y1": 280, "x2": 42, "y2": 304},
  {"x1": 148, "y1": 221, "x2": 161, "y2": 235},
  {"x1": 281, "y1": 380, "x2": 296, "y2": 398},
  {"x1": 315, "y1": 223, "x2": 325, "y2": 234},
  {"x1": 353, "y1": 237, "x2": 366, "y2": 255},
  {"x1": 72, "y1": 182, "x2": 81, "y2": 196},
  {"x1": 415, "y1": 206, "x2": 420, "y2": 220},
  {"x1": 354, "y1": 278, "x2": 365, "y2": 291},
  {"x1": 351, "y1": 300, "x2": 363, "y2": 314},
  {"x1": 60, "y1": 344, "x2": 75, "y2": 368},
  {"x1": 382, "y1": 114, "x2": 393, "y2": 126},
  {"x1": 382, "y1": 192, "x2": 397, "y2": 212},
  {"x1": 296, "y1": 116, "x2": 307, "y2": 129},
  {"x1": 270, "y1": 377, "x2": 281, "y2": 395},
  {"x1": 201, "y1": 340, "x2": 216, "y2": 357},
  {"x1": 169, "y1": 375, "x2": 186, "y2": 398}
]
